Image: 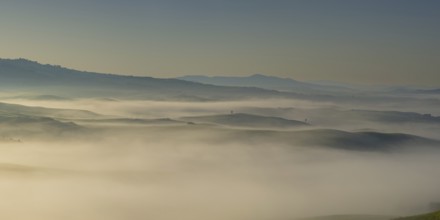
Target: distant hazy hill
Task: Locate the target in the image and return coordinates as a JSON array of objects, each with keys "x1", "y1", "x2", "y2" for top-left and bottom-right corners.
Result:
[
  {"x1": 2, "y1": 58, "x2": 437, "y2": 104},
  {"x1": 0, "y1": 59, "x2": 288, "y2": 100},
  {"x1": 240, "y1": 107, "x2": 440, "y2": 126},
  {"x1": 294, "y1": 129, "x2": 439, "y2": 151},
  {"x1": 0, "y1": 102, "x2": 89, "y2": 138},
  {"x1": 0, "y1": 102, "x2": 100, "y2": 119},
  {"x1": 181, "y1": 113, "x2": 309, "y2": 128},
  {"x1": 189, "y1": 127, "x2": 440, "y2": 152},
  {"x1": 4, "y1": 94, "x2": 73, "y2": 101},
  {"x1": 177, "y1": 74, "x2": 354, "y2": 94},
  {"x1": 0, "y1": 114, "x2": 80, "y2": 139},
  {"x1": 349, "y1": 110, "x2": 440, "y2": 123},
  {"x1": 415, "y1": 89, "x2": 440, "y2": 94},
  {"x1": 78, "y1": 118, "x2": 186, "y2": 126},
  {"x1": 0, "y1": 114, "x2": 77, "y2": 129},
  {"x1": 389, "y1": 87, "x2": 440, "y2": 95},
  {"x1": 178, "y1": 74, "x2": 440, "y2": 100}
]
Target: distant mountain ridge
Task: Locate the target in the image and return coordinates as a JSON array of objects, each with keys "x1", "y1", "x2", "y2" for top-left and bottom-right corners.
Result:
[
  {"x1": 0, "y1": 59, "x2": 287, "y2": 100},
  {"x1": 178, "y1": 74, "x2": 440, "y2": 97},
  {"x1": 2, "y1": 58, "x2": 438, "y2": 102},
  {"x1": 177, "y1": 74, "x2": 355, "y2": 94}
]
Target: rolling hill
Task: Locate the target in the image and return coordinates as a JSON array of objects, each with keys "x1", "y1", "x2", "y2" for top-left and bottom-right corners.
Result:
[
  {"x1": 0, "y1": 102, "x2": 100, "y2": 119},
  {"x1": 239, "y1": 107, "x2": 440, "y2": 126},
  {"x1": 0, "y1": 101, "x2": 87, "y2": 139},
  {"x1": 77, "y1": 117, "x2": 186, "y2": 126},
  {"x1": 298, "y1": 214, "x2": 393, "y2": 220},
  {"x1": 158, "y1": 125, "x2": 440, "y2": 152},
  {"x1": 0, "y1": 58, "x2": 289, "y2": 100},
  {"x1": 292, "y1": 130, "x2": 439, "y2": 151},
  {"x1": 2, "y1": 58, "x2": 438, "y2": 108},
  {"x1": 178, "y1": 74, "x2": 354, "y2": 94},
  {"x1": 0, "y1": 114, "x2": 81, "y2": 139},
  {"x1": 181, "y1": 113, "x2": 309, "y2": 128},
  {"x1": 394, "y1": 210, "x2": 440, "y2": 220}
]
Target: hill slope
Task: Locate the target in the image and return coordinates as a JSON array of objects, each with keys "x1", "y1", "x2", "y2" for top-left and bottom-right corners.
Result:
[
  {"x1": 394, "y1": 210, "x2": 440, "y2": 220},
  {"x1": 181, "y1": 113, "x2": 309, "y2": 128},
  {"x1": 0, "y1": 59, "x2": 288, "y2": 100},
  {"x1": 178, "y1": 74, "x2": 354, "y2": 94},
  {"x1": 0, "y1": 102, "x2": 100, "y2": 119},
  {"x1": 299, "y1": 214, "x2": 393, "y2": 220},
  {"x1": 188, "y1": 127, "x2": 440, "y2": 152}
]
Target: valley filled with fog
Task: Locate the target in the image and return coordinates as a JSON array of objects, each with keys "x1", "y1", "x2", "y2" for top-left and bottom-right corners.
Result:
[
  {"x1": 1, "y1": 93, "x2": 440, "y2": 220},
  {"x1": 0, "y1": 58, "x2": 439, "y2": 220},
  {"x1": 2, "y1": 0, "x2": 440, "y2": 219}
]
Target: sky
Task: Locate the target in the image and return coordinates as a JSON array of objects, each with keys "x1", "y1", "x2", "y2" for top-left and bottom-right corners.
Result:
[{"x1": 0, "y1": 0, "x2": 439, "y2": 86}]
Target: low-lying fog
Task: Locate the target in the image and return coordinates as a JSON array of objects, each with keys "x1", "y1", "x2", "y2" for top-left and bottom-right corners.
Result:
[{"x1": 0, "y1": 97, "x2": 439, "y2": 220}]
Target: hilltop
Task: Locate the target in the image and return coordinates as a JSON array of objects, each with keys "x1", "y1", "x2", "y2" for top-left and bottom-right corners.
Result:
[
  {"x1": 394, "y1": 210, "x2": 440, "y2": 220},
  {"x1": 181, "y1": 113, "x2": 308, "y2": 129},
  {"x1": 0, "y1": 59, "x2": 286, "y2": 100}
]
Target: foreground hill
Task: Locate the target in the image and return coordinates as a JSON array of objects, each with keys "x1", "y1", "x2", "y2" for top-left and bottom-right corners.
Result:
[
  {"x1": 394, "y1": 210, "x2": 440, "y2": 220},
  {"x1": 296, "y1": 210, "x2": 440, "y2": 220},
  {"x1": 299, "y1": 214, "x2": 393, "y2": 220}
]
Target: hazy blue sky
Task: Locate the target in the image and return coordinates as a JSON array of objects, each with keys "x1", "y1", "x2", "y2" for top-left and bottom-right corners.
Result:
[{"x1": 1, "y1": 0, "x2": 439, "y2": 85}]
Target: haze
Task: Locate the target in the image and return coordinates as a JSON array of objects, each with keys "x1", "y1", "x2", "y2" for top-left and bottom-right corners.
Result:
[
  {"x1": 1, "y1": 1, "x2": 440, "y2": 220},
  {"x1": 1, "y1": 0, "x2": 440, "y2": 85},
  {"x1": 1, "y1": 85, "x2": 440, "y2": 219}
]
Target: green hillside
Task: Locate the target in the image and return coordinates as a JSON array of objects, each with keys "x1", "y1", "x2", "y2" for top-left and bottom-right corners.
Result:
[
  {"x1": 299, "y1": 214, "x2": 392, "y2": 220},
  {"x1": 395, "y1": 210, "x2": 440, "y2": 220}
]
